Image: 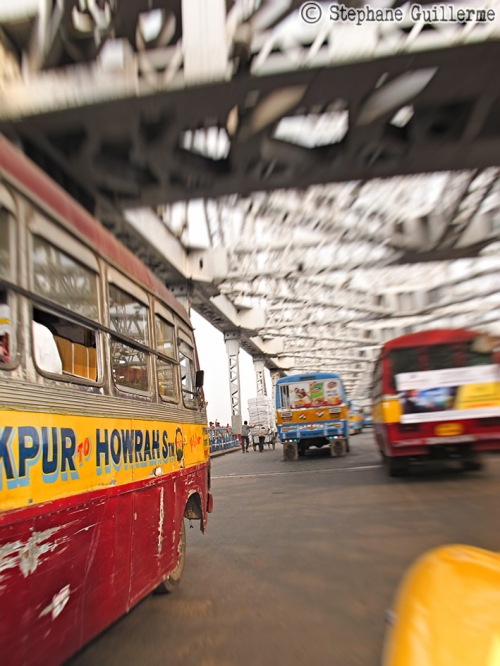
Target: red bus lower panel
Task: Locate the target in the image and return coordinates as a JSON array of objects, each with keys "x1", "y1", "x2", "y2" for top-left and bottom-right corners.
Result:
[
  {"x1": 0, "y1": 464, "x2": 208, "y2": 666},
  {"x1": 376, "y1": 421, "x2": 500, "y2": 458}
]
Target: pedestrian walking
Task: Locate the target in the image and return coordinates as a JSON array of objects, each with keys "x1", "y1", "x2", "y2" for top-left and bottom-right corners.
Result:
[
  {"x1": 268, "y1": 431, "x2": 277, "y2": 450},
  {"x1": 250, "y1": 425, "x2": 257, "y2": 451},
  {"x1": 258, "y1": 426, "x2": 267, "y2": 452},
  {"x1": 241, "y1": 421, "x2": 251, "y2": 453}
]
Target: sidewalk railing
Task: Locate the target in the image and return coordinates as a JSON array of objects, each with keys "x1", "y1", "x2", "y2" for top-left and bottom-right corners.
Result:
[{"x1": 209, "y1": 427, "x2": 240, "y2": 453}]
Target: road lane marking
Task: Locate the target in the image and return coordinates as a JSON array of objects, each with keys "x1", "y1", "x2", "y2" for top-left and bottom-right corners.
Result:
[{"x1": 213, "y1": 464, "x2": 383, "y2": 479}]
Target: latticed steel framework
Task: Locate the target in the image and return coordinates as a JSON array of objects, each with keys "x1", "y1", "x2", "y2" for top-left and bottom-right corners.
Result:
[
  {"x1": 253, "y1": 358, "x2": 267, "y2": 396},
  {"x1": 162, "y1": 171, "x2": 500, "y2": 400},
  {"x1": 224, "y1": 333, "x2": 242, "y2": 416},
  {"x1": 2, "y1": 0, "x2": 500, "y2": 109},
  {"x1": 1, "y1": 1, "x2": 500, "y2": 405},
  {"x1": 1, "y1": 0, "x2": 500, "y2": 208}
]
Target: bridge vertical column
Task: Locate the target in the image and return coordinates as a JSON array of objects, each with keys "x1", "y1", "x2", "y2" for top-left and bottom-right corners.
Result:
[
  {"x1": 224, "y1": 332, "x2": 242, "y2": 434},
  {"x1": 271, "y1": 372, "x2": 281, "y2": 409},
  {"x1": 253, "y1": 357, "x2": 267, "y2": 396}
]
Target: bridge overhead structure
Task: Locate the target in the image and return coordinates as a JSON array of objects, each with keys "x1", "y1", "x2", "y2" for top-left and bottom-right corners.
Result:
[
  {"x1": 92, "y1": 170, "x2": 500, "y2": 402},
  {"x1": 1, "y1": 0, "x2": 500, "y2": 407},
  {"x1": 162, "y1": 176, "x2": 500, "y2": 399},
  {"x1": 1, "y1": 1, "x2": 500, "y2": 207}
]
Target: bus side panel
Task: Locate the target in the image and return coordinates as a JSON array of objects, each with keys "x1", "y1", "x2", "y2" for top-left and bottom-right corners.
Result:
[
  {"x1": 0, "y1": 466, "x2": 209, "y2": 666},
  {"x1": 174, "y1": 465, "x2": 209, "y2": 533},
  {"x1": 0, "y1": 519, "x2": 33, "y2": 666},
  {"x1": 374, "y1": 422, "x2": 391, "y2": 456},
  {"x1": 81, "y1": 493, "x2": 133, "y2": 645},
  {"x1": 374, "y1": 398, "x2": 404, "y2": 458},
  {"x1": 372, "y1": 398, "x2": 385, "y2": 454},
  {"x1": 0, "y1": 499, "x2": 121, "y2": 666},
  {"x1": 129, "y1": 480, "x2": 174, "y2": 606}
]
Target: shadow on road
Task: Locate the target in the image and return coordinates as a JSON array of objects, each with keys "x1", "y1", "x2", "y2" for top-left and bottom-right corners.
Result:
[{"x1": 383, "y1": 460, "x2": 489, "y2": 484}]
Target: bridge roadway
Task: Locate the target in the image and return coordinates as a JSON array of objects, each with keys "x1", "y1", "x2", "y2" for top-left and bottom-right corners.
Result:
[{"x1": 67, "y1": 432, "x2": 500, "y2": 666}]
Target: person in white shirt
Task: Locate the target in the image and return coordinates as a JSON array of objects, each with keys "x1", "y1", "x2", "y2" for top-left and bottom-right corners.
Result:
[
  {"x1": 32, "y1": 321, "x2": 63, "y2": 374},
  {"x1": 241, "y1": 421, "x2": 252, "y2": 453},
  {"x1": 258, "y1": 426, "x2": 267, "y2": 452},
  {"x1": 0, "y1": 301, "x2": 10, "y2": 363}
]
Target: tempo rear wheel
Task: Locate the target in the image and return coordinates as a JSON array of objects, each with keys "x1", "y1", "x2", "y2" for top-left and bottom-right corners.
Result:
[{"x1": 154, "y1": 520, "x2": 186, "y2": 594}]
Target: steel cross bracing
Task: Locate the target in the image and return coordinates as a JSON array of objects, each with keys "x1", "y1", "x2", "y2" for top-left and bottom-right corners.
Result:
[
  {"x1": 76, "y1": 167, "x2": 500, "y2": 400},
  {"x1": 160, "y1": 173, "x2": 500, "y2": 399},
  {"x1": 1, "y1": 1, "x2": 500, "y2": 401},
  {"x1": 1, "y1": 1, "x2": 500, "y2": 209},
  {"x1": 253, "y1": 358, "x2": 268, "y2": 395}
]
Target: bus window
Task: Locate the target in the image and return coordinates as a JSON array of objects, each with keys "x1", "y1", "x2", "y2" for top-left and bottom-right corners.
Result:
[
  {"x1": 389, "y1": 348, "x2": 422, "y2": 375},
  {"x1": 111, "y1": 342, "x2": 149, "y2": 392},
  {"x1": 389, "y1": 347, "x2": 421, "y2": 388},
  {"x1": 32, "y1": 235, "x2": 99, "y2": 321},
  {"x1": 427, "y1": 344, "x2": 456, "y2": 370},
  {"x1": 156, "y1": 315, "x2": 177, "y2": 401},
  {"x1": 0, "y1": 209, "x2": 14, "y2": 365},
  {"x1": 0, "y1": 290, "x2": 11, "y2": 364},
  {"x1": 156, "y1": 314, "x2": 175, "y2": 356},
  {"x1": 30, "y1": 236, "x2": 99, "y2": 381},
  {"x1": 109, "y1": 284, "x2": 149, "y2": 344},
  {"x1": 464, "y1": 341, "x2": 493, "y2": 366},
  {"x1": 371, "y1": 361, "x2": 381, "y2": 398},
  {"x1": 280, "y1": 385, "x2": 291, "y2": 408},
  {"x1": 179, "y1": 339, "x2": 196, "y2": 407},
  {"x1": 109, "y1": 284, "x2": 149, "y2": 392},
  {"x1": 0, "y1": 208, "x2": 9, "y2": 278},
  {"x1": 32, "y1": 307, "x2": 97, "y2": 380}
]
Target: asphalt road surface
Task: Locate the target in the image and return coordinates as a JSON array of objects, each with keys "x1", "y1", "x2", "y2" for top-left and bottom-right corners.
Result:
[{"x1": 68, "y1": 431, "x2": 500, "y2": 666}]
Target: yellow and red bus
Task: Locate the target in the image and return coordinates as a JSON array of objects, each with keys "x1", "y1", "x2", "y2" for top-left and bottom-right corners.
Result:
[
  {"x1": 372, "y1": 329, "x2": 500, "y2": 476},
  {"x1": 0, "y1": 135, "x2": 212, "y2": 665}
]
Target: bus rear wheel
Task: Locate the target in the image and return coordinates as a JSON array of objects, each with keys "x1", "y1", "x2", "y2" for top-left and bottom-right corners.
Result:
[
  {"x1": 154, "y1": 520, "x2": 186, "y2": 594},
  {"x1": 463, "y1": 456, "x2": 483, "y2": 472},
  {"x1": 387, "y1": 456, "x2": 408, "y2": 477}
]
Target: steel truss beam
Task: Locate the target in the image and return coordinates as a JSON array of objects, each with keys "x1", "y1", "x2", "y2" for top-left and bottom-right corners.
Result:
[
  {"x1": 2, "y1": 21, "x2": 500, "y2": 207},
  {"x1": 2, "y1": 1, "x2": 500, "y2": 403}
]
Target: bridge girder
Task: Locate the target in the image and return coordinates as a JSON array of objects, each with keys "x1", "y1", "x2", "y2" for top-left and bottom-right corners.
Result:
[
  {"x1": 1, "y1": 2, "x2": 500, "y2": 209},
  {"x1": 1, "y1": 1, "x2": 500, "y2": 401}
]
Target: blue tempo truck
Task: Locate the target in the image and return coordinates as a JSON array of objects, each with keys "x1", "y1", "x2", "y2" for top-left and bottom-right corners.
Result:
[{"x1": 275, "y1": 372, "x2": 350, "y2": 460}]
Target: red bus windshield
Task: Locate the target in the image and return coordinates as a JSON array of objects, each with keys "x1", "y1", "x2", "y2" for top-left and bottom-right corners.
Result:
[{"x1": 389, "y1": 342, "x2": 494, "y2": 389}]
